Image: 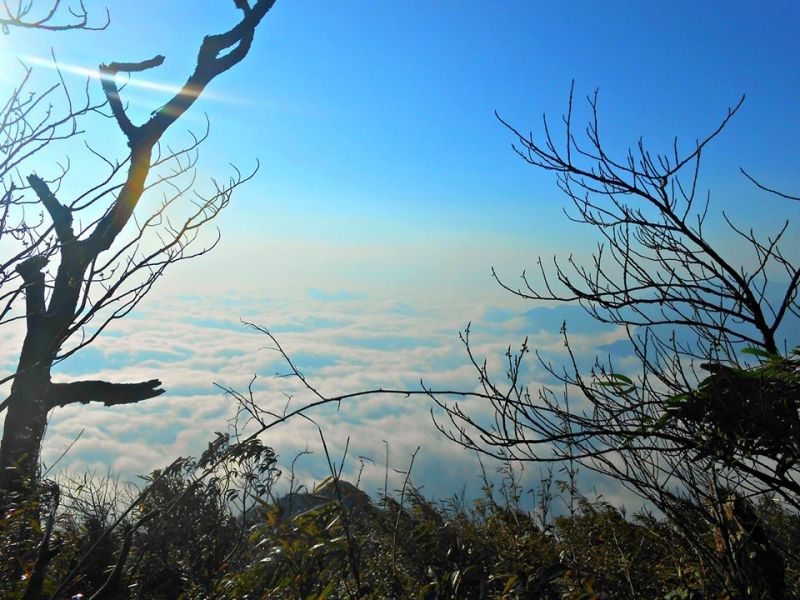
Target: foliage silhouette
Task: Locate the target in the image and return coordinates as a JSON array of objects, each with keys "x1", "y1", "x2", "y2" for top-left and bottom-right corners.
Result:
[{"x1": 0, "y1": 0, "x2": 273, "y2": 502}]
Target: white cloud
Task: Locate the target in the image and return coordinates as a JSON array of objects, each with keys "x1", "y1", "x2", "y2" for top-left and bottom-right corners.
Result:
[{"x1": 3, "y1": 287, "x2": 647, "y2": 509}]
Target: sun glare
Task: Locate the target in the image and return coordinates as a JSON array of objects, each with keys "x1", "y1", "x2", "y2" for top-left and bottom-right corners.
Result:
[{"x1": 16, "y1": 53, "x2": 232, "y2": 103}]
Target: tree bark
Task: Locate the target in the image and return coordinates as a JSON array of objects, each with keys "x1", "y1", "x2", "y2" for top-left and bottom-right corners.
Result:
[
  {"x1": 0, "y1": 257, "x2": 53, "y2": 496},
  {"x1": 0, "y1": 0, "x2": 275, "y2": 503},
  {"x1": 0, "y1": 255, "x2": 164, "y2": 496}
]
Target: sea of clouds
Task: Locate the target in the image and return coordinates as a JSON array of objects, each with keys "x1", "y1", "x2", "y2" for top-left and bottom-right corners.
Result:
[{"x1": 0, "y1": 285, "x2": 664, "y2": 509}]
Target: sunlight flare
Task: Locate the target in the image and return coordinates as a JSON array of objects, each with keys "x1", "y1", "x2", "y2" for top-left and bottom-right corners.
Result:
[{"x1": 17, "y1": 53, "x2": 233, "y2": 102}]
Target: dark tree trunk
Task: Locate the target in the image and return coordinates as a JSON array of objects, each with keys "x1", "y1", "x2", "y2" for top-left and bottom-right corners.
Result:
[
  {"x1": 0, "y1": 255, "x2": 164, "y2": 500},
  {"x1": 0, "y1": 361, "x2": 52, "y2": 497},
  {"x1": 0, "y1": 3, "x2": 274, "y2": 595},
  {"x1": 0, "y1": 258, "x2": 54, "y2": 497},
  {"x1": 0, "y1": 0, "x2": 275, "y2": 502}
]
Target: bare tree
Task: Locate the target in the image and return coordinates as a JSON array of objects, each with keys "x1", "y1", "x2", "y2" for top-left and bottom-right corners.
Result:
[
  {"x1": 1, "y1": 0, "x2": 108, "y2": 32},
  {"x1": 0, "y1": 0, "x2": 276, "y2": 503},
  {"x1": 423, "y1": 88, "x2": 799, "y2": 596}
]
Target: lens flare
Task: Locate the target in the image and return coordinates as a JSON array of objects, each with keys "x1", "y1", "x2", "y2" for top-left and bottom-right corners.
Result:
[{"x1": 17, "y1": 53, "x2": 231, "y2": 102}]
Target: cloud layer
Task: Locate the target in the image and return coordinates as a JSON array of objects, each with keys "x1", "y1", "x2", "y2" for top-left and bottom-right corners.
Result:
[{"x1": 1, "y1": 286, "x2": 648, "y2": 507}]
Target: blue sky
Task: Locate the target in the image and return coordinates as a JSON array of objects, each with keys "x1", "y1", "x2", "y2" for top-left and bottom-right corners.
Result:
[
  {"x1": 6, "y1": 1, "x2": 799, "y2": 253},
  {"x1": 1, "y1": 1, "x2": 799, "y2": 505}
]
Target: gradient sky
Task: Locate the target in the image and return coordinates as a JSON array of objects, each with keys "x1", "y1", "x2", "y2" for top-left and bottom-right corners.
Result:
[{"x1": 1, "y1": 1, "x2": 799, "y2": 505}]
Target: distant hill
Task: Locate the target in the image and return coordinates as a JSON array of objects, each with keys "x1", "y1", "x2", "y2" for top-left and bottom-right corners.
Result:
[{"x1": 245, "y1": 478, "x2": 372, "y2": 523}]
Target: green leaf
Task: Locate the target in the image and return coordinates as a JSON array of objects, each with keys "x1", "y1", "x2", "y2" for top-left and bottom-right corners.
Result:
[
  {"x1": 665, "y1": 393, "x2": 689, "y2": 406},
  {"x1": 502, "y1": 574, "x2": 519, "y2": 594},
  {"x1": 450, "y1": 569, "x2": 461, "y2": 590},
  {"x1": 313, "y1": 476, "x2": 333, "y2": 492},
  {"x1": 741, "y1": 346, "x2": 776, "y2": 359},
  {"x1": 315, "y1": 578, "x2": 337, "y2": 600},
  {"x1": 531, "y1": 563, "x2": 568, "y2": 591},
  {"x1": 417, "y1": 582, "x2": 435, "y2": 599}
]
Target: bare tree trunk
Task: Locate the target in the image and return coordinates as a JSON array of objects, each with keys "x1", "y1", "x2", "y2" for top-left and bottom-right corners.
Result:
[
  {"x1": 0, "y1": 366, "x2": 51, "y2": 496},
  {"x1": 0, "y1": 252, "x2": 162, "y2": 497},
  {"x1": 0, "y1": 0, "x2": 276, "y2": 504},
  {"x1": 0, "y1": 258, "x2": 53, "y2": 497}
]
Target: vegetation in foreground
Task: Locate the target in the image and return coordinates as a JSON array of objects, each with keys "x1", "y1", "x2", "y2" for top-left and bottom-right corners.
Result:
[{"x1": 1, "y1": 438, "x2": 798, "y2": 599}]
